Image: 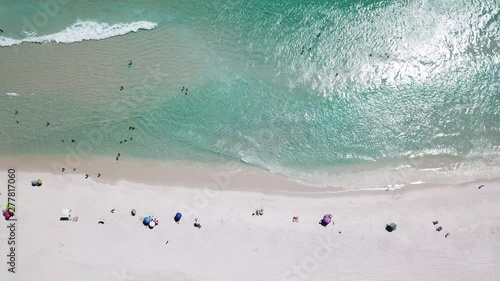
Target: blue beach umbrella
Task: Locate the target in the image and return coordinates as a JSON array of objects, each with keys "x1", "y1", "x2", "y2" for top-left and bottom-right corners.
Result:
[
  {"x1": 174, "y1": 212, "x2": 182, "y2": 222},
  {"x1": 143, "y1": 216, "x2": 152, "y2": 226}
]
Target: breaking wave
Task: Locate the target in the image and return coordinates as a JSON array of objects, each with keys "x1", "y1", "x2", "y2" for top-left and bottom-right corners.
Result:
[{"x1": 0, "y1": 20, "x2": 158, "y2": 47}]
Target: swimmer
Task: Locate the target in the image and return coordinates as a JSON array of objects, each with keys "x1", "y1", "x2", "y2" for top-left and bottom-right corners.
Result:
[
  {"x1": 120, "y1": 86, "x2": 124, "y2": 91},
  {"x1": 16, "y1": 121, "x2": 19, "y2": 124},
  {"x1": 181, "y1": 87, "x2": 185, "y2": 91},
  {"x1": 14, "y1": 110, "x2": 18, "y2": 115},
  {"x1": 98, "y1": 173, "x2": 101, "y2": 177},
  {"x1": 120, "y1": 141, "x2": 123, "y2": 144},
  {"x1": 62, "y1": 139, "x2": 64, "y2": 143},
  {"x1": 0, "y1": 29, "x2": 3, "y2": 33},
  {"x1": 46, "y1": 122, "x2": 50, "y2": 126},
  {"x1": 116, "y1": 156, "x2": 119, "y2": 161},
  {"x1": 71, "y1": 139, "x2": 76, "y2": 143},
  {"x1": 62, "y1": 168, "x2": 66, "y2": 172},
  {"x1": 118, "y1": 153, "x2": 121, "y2": 157},
  {"x1": 85, "y1": 174, "x2": 89, "y2": 179},
  {"x1": 128, "y1": 60, "x2": 133, "y2": 68},
  {"x1": 130, "y1": 137, "x2": 133, "y2": 141}
]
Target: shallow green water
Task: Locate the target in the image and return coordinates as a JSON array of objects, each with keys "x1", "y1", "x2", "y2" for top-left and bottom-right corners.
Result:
[{"x1": 0, "y1": 0, "x2": 499, "y2": 188}]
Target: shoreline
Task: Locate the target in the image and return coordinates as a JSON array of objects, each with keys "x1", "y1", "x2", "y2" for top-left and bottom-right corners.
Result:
[{"x1": 0, "y1": 154, "x2": 497, "y2": 196}]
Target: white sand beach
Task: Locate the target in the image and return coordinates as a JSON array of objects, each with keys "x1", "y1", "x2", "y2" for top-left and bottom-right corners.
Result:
[{"x1": 1, "y1": 159, "x2": 499, "y2": 281}]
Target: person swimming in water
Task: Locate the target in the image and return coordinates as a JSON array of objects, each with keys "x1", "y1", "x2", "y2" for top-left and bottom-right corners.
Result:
[
  {"x1": 14, "y1": 110, "x2": 18, "y2": 115},
  {"x1": 128, "y1": 60, "x2": 133, "y2": 68},
  {"x1": 46, "y1": 122, "x2": 50, "y2": 126},
  {"x1": 120, "y1": 86, "x2": 124, "y2": 91}
]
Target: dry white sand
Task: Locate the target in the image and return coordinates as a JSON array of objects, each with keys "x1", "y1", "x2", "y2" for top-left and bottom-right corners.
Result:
[{"x1": 0, "y1": 161, "x2": 499, "y2": 281}]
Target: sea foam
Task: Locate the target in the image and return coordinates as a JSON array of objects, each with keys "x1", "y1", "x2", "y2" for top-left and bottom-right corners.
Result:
[
  {"x1": 0, "y1": 20, "x2": 158, "y2": 47},
  {"x1": 5, "y1": 93, "x2": 19, "y2": 97}
]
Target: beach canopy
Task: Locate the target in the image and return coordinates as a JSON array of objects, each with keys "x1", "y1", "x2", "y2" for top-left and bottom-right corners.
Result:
[
  {"x1": 143, "y1": 216, "x2": 152, "y2": 226},
  {"x1": 321, "y1": 214, "x2": 332, "y2": 226},
  {"x1": 31, "y1": 180, "x2": 37, "y2": 186},
  {"x1": 385, "y1": 223, "x2": 398, "y2": 232},
  {"x1": 36, "y1": 179, "x2": 42, "y2": 186},
  {"x1": 174, "y1": 212, "x2": 182, "y2": 222},
  {"x1": 60, "y1": 209, "x2": 71, "y2": 221},
  {"x1": 149, "y1": 221, "x2": 156, "y2": 229},
  {"x1": 3, "y1": 209, "x2": 14, "y2": 220}
]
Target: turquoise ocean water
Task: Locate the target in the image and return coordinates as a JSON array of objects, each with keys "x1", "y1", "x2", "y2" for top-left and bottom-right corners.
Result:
[{"x1": 0, "y1": 0, "x2": 499, "y2": 188}]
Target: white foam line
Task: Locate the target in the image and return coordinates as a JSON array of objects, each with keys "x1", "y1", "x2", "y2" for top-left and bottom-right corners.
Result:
[{"x1": 0, "y1": 20, "x2": 158, "y2": 47}]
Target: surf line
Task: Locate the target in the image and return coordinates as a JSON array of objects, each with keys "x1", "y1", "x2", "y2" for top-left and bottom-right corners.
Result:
[{"x1": 6, "y1": 168, "x2": 17, "y2": 274}]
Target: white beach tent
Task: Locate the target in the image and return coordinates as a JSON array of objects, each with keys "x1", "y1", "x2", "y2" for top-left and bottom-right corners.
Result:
[{"x1": 60, "y1": 209, "x2": 71, "y2": 221}]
